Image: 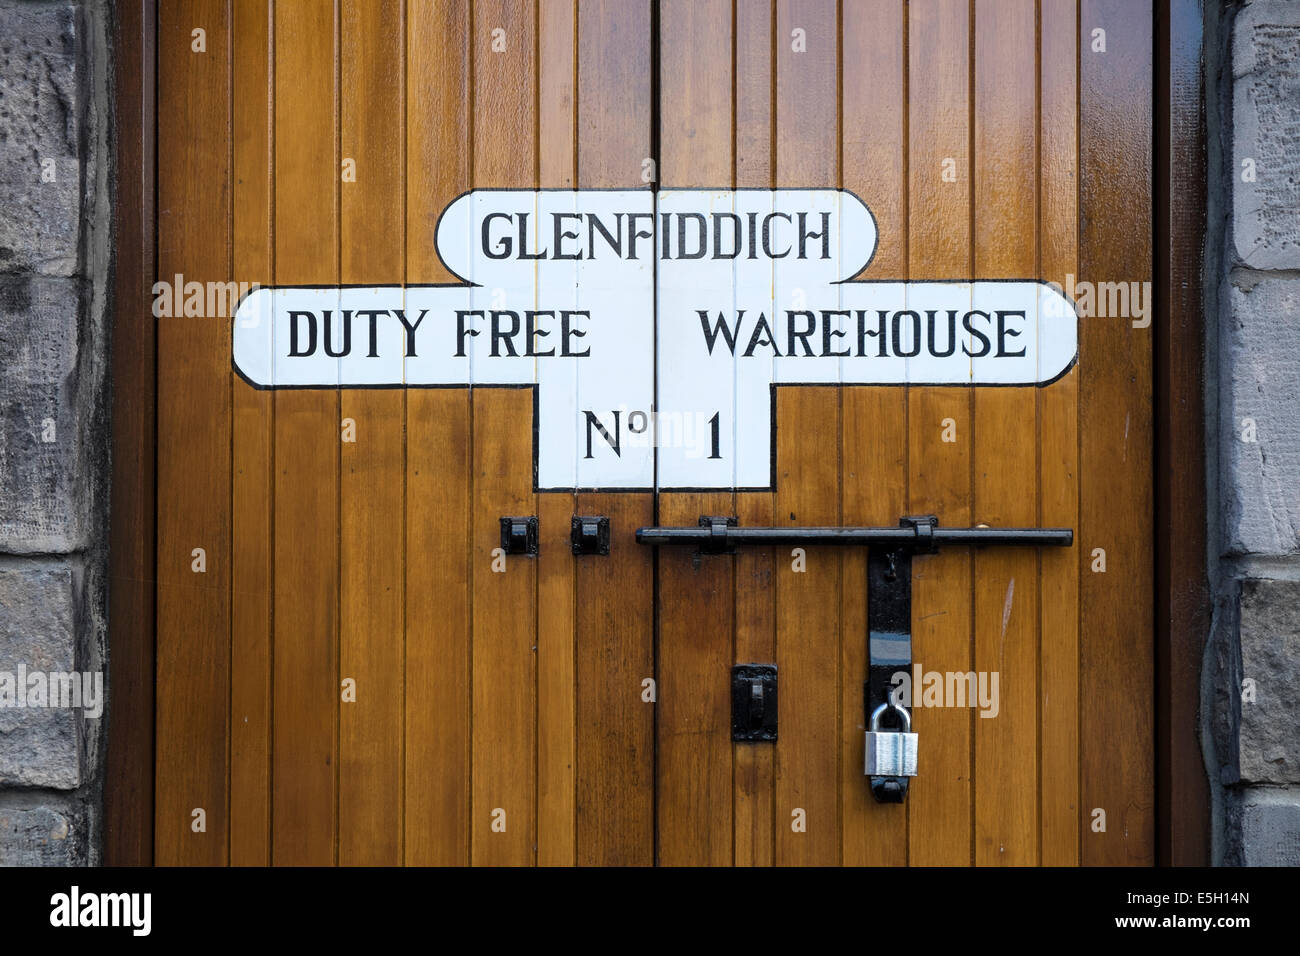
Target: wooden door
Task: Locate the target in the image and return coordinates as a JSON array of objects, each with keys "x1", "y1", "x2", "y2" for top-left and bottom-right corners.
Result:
[{"x1": 153, "y1": 0, "x2": 1152, "y2": 865}]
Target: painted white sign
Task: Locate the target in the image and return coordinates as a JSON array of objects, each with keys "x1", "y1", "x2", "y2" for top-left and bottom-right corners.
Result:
[{"x1": 232, "y1": 188, "x2": 1077, "y2": 490}]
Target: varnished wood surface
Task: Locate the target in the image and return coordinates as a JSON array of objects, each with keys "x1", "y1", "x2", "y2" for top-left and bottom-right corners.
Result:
[
  {"x1": 105, "y1": 0, "x2": 158, "y2": 867},
  {"x1": 151, "y1": 0, "x2": 1154, "y2": 865},
  {"x1": 155, "y1": 0, "x2": 231, "y2": 865}
]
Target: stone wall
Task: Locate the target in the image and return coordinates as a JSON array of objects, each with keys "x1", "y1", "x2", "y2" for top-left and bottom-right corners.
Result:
[
  {"x1": 1207, "y1": 0, "x2": 1300, "y2": 866},
  {"x1": 0, "y1": 0, "x2": 111, "y2": 866}
]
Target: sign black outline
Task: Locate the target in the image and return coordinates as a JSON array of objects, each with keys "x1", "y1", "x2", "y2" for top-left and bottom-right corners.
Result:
[{"x1": 227, "y1": 187, "x2": 1081, "y2": 493}]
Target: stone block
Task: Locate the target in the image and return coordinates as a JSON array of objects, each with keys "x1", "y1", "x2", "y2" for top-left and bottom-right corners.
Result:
[
  {"x1": 1237, "y1": 787, "x2": 1300, "y2": 867},
  {"x1": 0, "y1": 5, "x2": 80, "y2": 276},
  {"x1": 1221, "y1": 279, "x2": 1300, "y2": 555},
  {"x1": 0, "y1": 806, "x2": 78, "y2": 866},
  {"x1": 0, "y1": 563, "x2": 80, "y2": 789},
  {"x1": 1233, "y1": 1, "x2": 1300, "y2": 270},
  {"x1": 0, "y1": 275, "x2": 88, "y2": 552},
  {"x1": 1238, "y1": 579, "x2": 1300, "y2": 783}
]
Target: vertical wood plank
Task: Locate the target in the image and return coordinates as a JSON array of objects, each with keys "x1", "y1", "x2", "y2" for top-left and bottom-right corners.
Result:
[
  {"x1": 404, "y1": 0, "x2": 472, "y2": 867},
  {"x1": 655, "y1": 0, "x2": 735, "y2": 867},
  {"x1": 732, "y1": 0, "x2": 776, "y2": 868},
  {"x1": 536, "y1": 0, "x2": 579, "y2": 868},
  {"x1": 1155, "y1": 0, "x2": 1211, "y2": 867},
  {"x1": 905, "y1": 0, "x2": 974, "y2": 866},
  {"x1": 467, "y1": 0, "x2": 538, "y2": 868},
  {"x1": 230, "y1": 0, "x2": 273, "y2": 867},
  {"x1": 469, "y1": 0, "x2": 539, "y2": 867},
  {"x1": 271, "y1": 0, "x2": 339, "y2": 866},
  {"x1": 773, "y1": 0, "x2": 840, "y2": 866},
  {"x1": 1039, "y1": 0, "x2": 1081, "y2": 867},
  {"x1": 972, "y1": 0, "x2": 1040, "y2": 866},
  {"x1": 470, "y1": 382, "x2": 538, "y2": 865},
  {"x1": 155, "y1": 0, "x2": 231, "y2": 866},
  {"x1": 840, "y1": 0, "x2": 908, "y2": 868},
  {"x1": 535, "y1": 488, "x2": 576, "y2": 865},
  {"x1": 575, "y1": 0, "x2": 655, "y2": 866},
  {"x1": 338, "y1": 0, "x2": 406, "y2": 865},
  {"x1": 105, "y1": 0, "x2": 157, "y2": 866},
  {"x1": 1079, "y1": 0, "x2": 1155, "y2": 865}
]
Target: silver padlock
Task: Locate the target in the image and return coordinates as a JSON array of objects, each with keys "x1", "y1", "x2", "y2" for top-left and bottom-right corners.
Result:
[{"x1": 864, "y1": 701, "x2": 918, "y2": 777}]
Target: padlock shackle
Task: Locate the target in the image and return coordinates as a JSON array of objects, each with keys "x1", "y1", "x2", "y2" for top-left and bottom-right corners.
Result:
[{"x1": 869, "y1": 700, "x2": 911, "y2": 734}]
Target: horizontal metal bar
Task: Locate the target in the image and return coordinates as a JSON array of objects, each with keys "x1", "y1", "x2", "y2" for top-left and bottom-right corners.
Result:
[{"x1": 635, "y1": 525, "x2": 1073, "y2": 548}]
